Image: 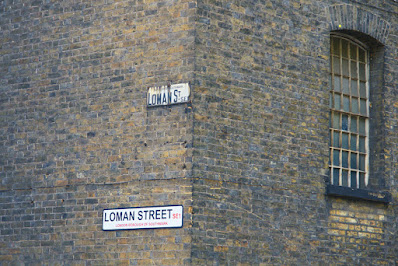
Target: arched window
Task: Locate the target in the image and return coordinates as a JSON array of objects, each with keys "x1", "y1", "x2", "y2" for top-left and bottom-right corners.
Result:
[
  {"x1": 325, "y1": 6, "x2": 391, "y2": 202},
  {"x1": 329, "y1": 34, "x2": 369, "y2": 189}
]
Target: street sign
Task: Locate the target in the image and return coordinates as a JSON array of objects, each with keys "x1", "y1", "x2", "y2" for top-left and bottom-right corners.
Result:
[
  {"x1": 147, "y1": 83, "x2": 190, "y2": 107},
  {"x1": 103, "y1": 205, "x2": 183, "y2": 231}
]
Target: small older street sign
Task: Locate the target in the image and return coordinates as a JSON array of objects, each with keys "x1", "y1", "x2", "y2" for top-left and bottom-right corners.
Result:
[
  {"x1": 103, "y1": 205, "x2": 183, "y2": 231},
  {"x1": 147, "y1": 83, "x2": 190, "y2": 107}
]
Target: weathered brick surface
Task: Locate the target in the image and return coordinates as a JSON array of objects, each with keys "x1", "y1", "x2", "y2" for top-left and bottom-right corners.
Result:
[
  {"x1": 0, "y1": 0, "x2": 195, "y2": 264},
  {"x1": 191, "y1": 0, "x2": 398, "y2": 264},
  {"x1": 1, "y1": 0, "x2": 398, "y2": 265},
  {"x1": 327, "y1": 199, "x2": 391, "y2": 264},
  {"x1": 0, "y1": 180, "x2": 193, "y2": 264}
]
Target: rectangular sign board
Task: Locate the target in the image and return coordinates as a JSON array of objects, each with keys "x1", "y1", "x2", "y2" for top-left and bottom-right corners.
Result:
[
  {"x1": 147, "y1": 83, "x2": 190, "y2": 107},
  {"x1": 103, "y1": 205, "x2": 183, "y2": 231}
]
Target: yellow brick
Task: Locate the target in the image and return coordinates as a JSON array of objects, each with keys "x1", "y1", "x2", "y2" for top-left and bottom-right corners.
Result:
[
  {"x1": 342, "y1": 217, "x2": 358, "y2": 224},
  {"x1": 358, "y1": 232, "x2": 371, "y2": 238},
  {"x1": 378, "y1": 215, "x2": 386, "y2": 221},
  {"x1": 346, "y1": 230, "x2": 358, "y2": 237},
  {"x1": 336, "y1": 223, "x2": 349, "y2": 230},
  {"x1": 328, "y1": 229, "x2": 345, "y2": 236},
  {"x1": 160, "y1": 151, "x2": 169, "y2": 158},
  {"x1": 137, "y1": 259, "x2": 153, "y2": 265},
  {"x1": 214, "y1": 246, "x2": 229, "y2": 252},
  {"x1": 155, "y1": 229, "x2": 172, "y2": 237},
  {"x1": 332, "y1": 210, "x2": 349, "y2": 216},
  {"x1": 366, "y1": 226, "x2": 383, "y2": 234}
]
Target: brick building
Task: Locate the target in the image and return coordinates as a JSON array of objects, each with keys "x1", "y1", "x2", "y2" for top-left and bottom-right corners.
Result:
[{"x1": 1, "y1": 0, "x2": 398, "y2": 264}]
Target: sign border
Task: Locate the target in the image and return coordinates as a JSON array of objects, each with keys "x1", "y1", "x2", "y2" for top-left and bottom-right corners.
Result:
[
  {"x1": 102, "y1": 205, "x2": 184, "y2": 231},
  {"x1": 147, "y1": 82, "x2": 190, "y2": 108}
]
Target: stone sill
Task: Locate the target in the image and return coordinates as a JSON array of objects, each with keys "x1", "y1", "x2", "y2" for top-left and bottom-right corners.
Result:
[{"x1": 326, "y1": 184, "x2": 392, "y2": 203}]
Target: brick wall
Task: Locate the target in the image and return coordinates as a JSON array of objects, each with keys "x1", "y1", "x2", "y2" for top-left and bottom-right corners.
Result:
[
  {"x1": 0, "y1": 0, "x2": 195, "y2": 264},
  {"x1": 327, "y1": 199, "x2": 391, "y2": 263},
  {"x1": 191, "y1": 0, "x2": 398, "y2": 264}
]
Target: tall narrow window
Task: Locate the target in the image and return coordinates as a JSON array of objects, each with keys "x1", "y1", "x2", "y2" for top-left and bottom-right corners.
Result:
[{"x1": 329, "y1": 35, "x2": 369, "y2": 189}]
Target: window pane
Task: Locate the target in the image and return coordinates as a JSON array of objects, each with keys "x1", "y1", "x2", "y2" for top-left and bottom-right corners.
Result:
[
  {"x1": 352, "y1": 98, "x2": 359, "y2": 113},
  {"x1": 351, "y1": 153, "x2": 357, "y2": 169},
  {"x1": 351, "y1": 61, "x2": 357, "y2": 77},
  {"x1": 351, "y1": 80, "x2": 358, "y2": 97},
  {"x1": 342, "y1": 151, "x2": 348, "y2": 168},
  {"x1": 351, "y1": 171, "x2": 357, "y2": 188},
  {"x1": 333, "y1": 113, "x2": 340, "y2": 129},
  {"x1": 343, "y1": 96, "x2": 349, "y2": 112},
  {"x1": 359, "y1": 136, "x2": 366, "y2": 153},
  {"x1": 333, "y1": 57, "x2": 340, "y2": 74},
  {"x1": 342, "y1": 39, "x2": 348, "y2": 58},
  {"x1": 334, "y1": 94, "x2": 341, "y2": 110},
  {"x1": 334, "y1": 76, "x2": 341, "y2": 92},
  {"x1": 333, "y1": 150, "x2": 340, "y2": 166},
  {"x1": 333, "y1": 168, "x2": 340, "y2": 185},
  {"x1": 342, "y1": 133, "x2": 349, "y2": 149},
  {"x1": 350, "y1": 117, "x2": 357, "y2": 132},
  {"x1": 342, "y1": 115, "x2": 348, "y2": 131},
  {"x1": 342, "y1": 170, "x2": 348, "y2": 186},
  {"x1": 343, "y1": 78, "x2": 349, "y2": 94},
  {"x1": 342, "y1": 59, "x2": 349, "y2": 74},
  {"x1": 359, "y1": 63, "x2": 366, "y2": 80},
  {"x1": 359, "y1": 48, "x2": 365, "y2": 62},
  {"x1": 332, "y1": 39, "x2": 340, "y2": 55},
  {"x1": 333, "y1": 131, "x2": 340, "y2": 148},
  {"x1": 359, "y1": 154, "x2": 365, "y2": 171},
  {"x1": 350, "y1": 135, "x2": 357, "y2": 150},
  {"x1": 360, "y1": 99, "x2": 367, "y2": 115},
  {"x1": 359, "y1": 118, "x2": 366, "y2": 135},
  {"x1": 350, "y1": 43, "x2": 357, "y2": 60},
  {"x1": 360, "y1": 82, "x2": 366, "y2": 98}
]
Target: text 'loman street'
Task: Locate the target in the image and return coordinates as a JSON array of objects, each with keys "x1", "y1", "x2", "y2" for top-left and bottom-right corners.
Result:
[{"x1": 104, "y1": 209, "x2": 173, "y2": 222}]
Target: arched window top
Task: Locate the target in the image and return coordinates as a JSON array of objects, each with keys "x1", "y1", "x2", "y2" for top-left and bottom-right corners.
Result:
[
  {"x1": 331, "y1": 30, "x2": 383, "y2": 49},
  {"x1": 330, "y1": 32, "x2": 369, "y2": 51},
  {"x1": 326, "y1": 4, "x2": 391, "y2": 45}
]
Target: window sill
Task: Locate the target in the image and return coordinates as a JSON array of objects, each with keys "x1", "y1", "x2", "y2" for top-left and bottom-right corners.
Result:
[{"x1": 326, "y1": 184, "x2": 392, "y2": 203}]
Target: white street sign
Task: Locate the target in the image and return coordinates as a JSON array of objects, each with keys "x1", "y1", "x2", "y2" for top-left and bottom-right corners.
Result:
[
  {"x1": 147, "y1": 83, "x2": 190, "y2": 107},
  {"x1": 103, "y1": 205, "x2": 183, "y2": 231}
]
